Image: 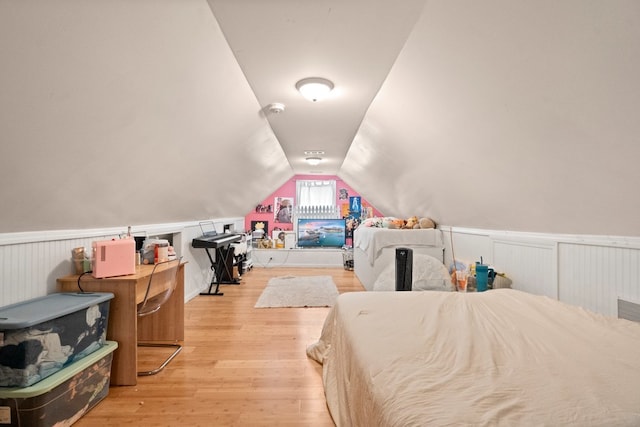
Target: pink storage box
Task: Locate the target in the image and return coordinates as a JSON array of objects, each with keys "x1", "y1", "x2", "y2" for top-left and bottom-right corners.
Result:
[{"x1": 92, "y1": 238, "x2": 135, "y2": 278}]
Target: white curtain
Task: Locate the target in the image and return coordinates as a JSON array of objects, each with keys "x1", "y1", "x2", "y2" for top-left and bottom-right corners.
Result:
[{"x1": 296, "y1": 180, "x2": 336, "y2": 206}]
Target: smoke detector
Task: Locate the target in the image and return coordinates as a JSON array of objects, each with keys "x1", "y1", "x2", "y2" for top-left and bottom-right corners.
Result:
[{"x1": 267, "y1": 103, "x2": 285, "y2": 114}]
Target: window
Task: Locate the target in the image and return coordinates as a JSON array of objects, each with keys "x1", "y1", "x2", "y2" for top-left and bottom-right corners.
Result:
[{"x1": 296, "y1": 180, "x2": 336, "y2": 207}]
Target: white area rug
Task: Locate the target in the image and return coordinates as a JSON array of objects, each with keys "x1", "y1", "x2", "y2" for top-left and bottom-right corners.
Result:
[{"x1": 254, "y1": 275, "x2": 339, "y2": 308}]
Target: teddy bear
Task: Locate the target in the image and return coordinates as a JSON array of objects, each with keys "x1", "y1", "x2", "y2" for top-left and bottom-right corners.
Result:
[
  {"x1": 258, "y1": 238, "x2": 272, "y2": 249},
  {"x1": 404, "y1": 216, "x2": 418, "y2": 229}
]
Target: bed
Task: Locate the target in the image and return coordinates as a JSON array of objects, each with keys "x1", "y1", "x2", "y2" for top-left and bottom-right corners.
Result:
[
  {"x1": 307, "y1": 289, "x2": 640, "y2": 426},
  {"x1": 353, "y1": 226, "x2": 445, "y2": 291}
]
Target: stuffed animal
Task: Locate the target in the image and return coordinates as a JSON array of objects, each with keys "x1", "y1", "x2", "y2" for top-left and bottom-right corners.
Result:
[
  {"x1": 417, "y1": 217, "x2": 436, "y2": 229},
  {"x1": 363, "y1": 216, "x2": 433, "y2": 229},
  {"x1": 404, "y1": 216, "x2": 418, "y2": 229},
  {"x1": 361, "y1": 217, "x2": 383, "y2": 227},
  {"x1": 258, "y1": 238, "x2": 272, "y2": 249},
  {"x1": 382, "y1": 217, "x2": 405, "y2": 229}
]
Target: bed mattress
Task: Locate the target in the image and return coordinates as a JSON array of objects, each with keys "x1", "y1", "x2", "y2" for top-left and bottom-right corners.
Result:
[{"x1": 307, "y1": 290, "x2": 640, "y2": 426}]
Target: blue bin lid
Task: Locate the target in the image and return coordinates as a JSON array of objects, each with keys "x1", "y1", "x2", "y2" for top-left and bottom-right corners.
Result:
[{"x1": 0, "y1": 292, "x2": 114, "y2": 330}]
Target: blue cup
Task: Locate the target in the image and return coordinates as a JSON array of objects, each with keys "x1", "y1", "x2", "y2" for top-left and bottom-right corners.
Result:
[{"x1": 476, "y1": 264, "x2": 489, "y2": 292}]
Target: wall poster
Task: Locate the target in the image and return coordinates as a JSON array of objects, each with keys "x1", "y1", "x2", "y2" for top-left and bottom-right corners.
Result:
[{"x1": 274, "y1": 197, "x2": 293, "y2": 223}]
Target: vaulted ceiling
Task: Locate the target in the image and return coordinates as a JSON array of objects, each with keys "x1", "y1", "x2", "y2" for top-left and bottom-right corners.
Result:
[{"x1": 207, "y1": 0, "x2": 426, "y2": 175}]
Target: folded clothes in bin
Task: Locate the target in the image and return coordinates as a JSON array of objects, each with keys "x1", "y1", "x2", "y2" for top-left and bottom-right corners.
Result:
[
  {"x1": 0, "y1": 341, "x2": 117, "y2": 427},
  {"x1": 0, "y1": 292, "x2": 113, "y2": 387}
]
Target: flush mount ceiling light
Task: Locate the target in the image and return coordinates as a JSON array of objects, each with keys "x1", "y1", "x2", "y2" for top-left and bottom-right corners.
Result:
[
  {"x1": 305, "y1": 157, "x2": 322, "y2": 166},
  {"x1": 295, "y1": 77, "x2": 334, "y2": 102}
]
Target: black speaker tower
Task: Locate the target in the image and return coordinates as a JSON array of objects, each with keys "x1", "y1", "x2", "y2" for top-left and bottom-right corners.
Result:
[{"x1": 395, "y1": 247, "x2": 413, "y2": 291}]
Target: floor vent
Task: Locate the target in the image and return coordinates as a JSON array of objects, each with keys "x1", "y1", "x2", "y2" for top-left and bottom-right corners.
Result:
[{"x1": 618, "y1": 299, "x2": 640, "y2": 323}]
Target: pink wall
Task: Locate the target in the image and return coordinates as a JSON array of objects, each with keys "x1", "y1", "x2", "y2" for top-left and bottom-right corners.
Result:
[{"x1": 244, "y1": 175, "x2": 383, "y2": 241}]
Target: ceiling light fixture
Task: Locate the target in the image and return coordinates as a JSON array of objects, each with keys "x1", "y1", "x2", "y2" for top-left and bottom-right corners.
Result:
[
  {"x1": 305, "y1": 157, "x2": 322, "y2": 166},
  {"x1": 295, "y1": 77, "x2": 334, "y2": 102}
]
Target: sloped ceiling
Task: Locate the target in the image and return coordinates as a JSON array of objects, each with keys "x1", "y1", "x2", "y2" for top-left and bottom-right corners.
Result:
[
  {"x1": 0, "y1": 0, "x2": 291, "y2": 232},
  {"x1": 1, "y1": 0, "x2": 639, "y2": 237},
  {"x1": 342, "y1": 0, "x2": 640, "y2": 236},
  {"x1": 207, "y1": 0, "x2": 426, "y2": 175}
]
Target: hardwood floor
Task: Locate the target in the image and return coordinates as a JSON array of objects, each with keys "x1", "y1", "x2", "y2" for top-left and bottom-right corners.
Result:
[{"x1": 75, "y1": 267, "x2": 364, "y2": 426}]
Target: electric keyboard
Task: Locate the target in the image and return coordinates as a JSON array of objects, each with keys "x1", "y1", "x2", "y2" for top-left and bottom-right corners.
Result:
[
  {"x1": 191, "y1": 233, "x2": 242, "y2": 248},
  {"x1": 192, "y1": 232, "x2": 244, "y2": 296}
]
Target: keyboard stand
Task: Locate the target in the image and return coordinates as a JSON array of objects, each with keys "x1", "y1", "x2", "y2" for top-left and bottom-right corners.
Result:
[{"x1": 199, "y1": 246, "x2": 240, "y2": 296}]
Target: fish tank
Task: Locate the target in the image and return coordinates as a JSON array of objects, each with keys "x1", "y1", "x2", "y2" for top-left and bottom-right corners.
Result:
[{"x1": 296, "y1": 218, "x2": 347, "y2": 248}]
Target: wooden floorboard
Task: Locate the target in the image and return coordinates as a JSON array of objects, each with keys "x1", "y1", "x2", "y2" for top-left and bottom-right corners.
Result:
[{"x1": 75, "y1": 266, "x2": 364, "y2": 426}]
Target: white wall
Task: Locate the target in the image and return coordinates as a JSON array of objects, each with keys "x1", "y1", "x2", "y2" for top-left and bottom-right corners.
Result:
[{"x1": 342, "y1": 0, "x2": 640, "y2": 237}]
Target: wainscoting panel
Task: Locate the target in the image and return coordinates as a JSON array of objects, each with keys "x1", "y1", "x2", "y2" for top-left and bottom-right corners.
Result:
[
  {"x1": 443, "y1": 226, "x2": 640, "y2": 316},
  {"x1": 4, "y1": 223, "x2": 640, "y2": 319},
  {"x1": 492, "y1": 239, "x2": 557, "y2": 299},
  {"x1": 0, "y1": 235, "x2": 116, "y2": 306},
  {"x1": 0, "y1": 218, "x2": 245, "y2": 307},
  {"x1": 444, "y1": 229, "x2": 493, "y2": 267},
  {"x1": 558, "y1": 243, "x2": 640, "y2": 317},
  {"x1": 251, "y1": 248, "x2": 343, "y2": 268}
]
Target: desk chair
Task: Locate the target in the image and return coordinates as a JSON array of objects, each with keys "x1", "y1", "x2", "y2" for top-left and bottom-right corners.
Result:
[{"x1": 137, "y1": 257, "x2": 183, "y2": 376}]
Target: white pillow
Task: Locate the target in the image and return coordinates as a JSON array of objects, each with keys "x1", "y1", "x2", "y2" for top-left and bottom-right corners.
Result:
[{"x1": 373, "y1": 254, "x2": 454, "y2": 292}]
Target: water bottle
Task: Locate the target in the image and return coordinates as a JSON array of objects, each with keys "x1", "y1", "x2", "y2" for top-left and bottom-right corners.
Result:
[{"x1": 476, "y1": 263, "x2": 489, "y2": 292}]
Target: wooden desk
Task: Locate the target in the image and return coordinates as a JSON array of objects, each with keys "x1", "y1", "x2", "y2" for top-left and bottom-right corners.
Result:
[{"x1": 57, "y1": 263, "x2": 185, "y2": 386}]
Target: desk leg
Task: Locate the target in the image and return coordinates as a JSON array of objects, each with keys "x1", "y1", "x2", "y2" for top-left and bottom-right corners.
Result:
[
  {"x1": 106, "y1": 286, "x2": 139, "y2": 386},
  {"x1": 138, "y1": 264, "x2": 185, "y2": 341}
]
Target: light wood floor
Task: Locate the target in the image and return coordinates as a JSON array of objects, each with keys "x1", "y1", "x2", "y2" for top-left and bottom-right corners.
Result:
[{"x1": 75, "y1": 267, "x2": 364, "y2": 427}]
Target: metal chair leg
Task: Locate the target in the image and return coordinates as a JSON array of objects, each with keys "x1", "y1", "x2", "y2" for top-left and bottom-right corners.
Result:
[{"x1": 137, "y1": 342, "x2": 182, "y2": 376}]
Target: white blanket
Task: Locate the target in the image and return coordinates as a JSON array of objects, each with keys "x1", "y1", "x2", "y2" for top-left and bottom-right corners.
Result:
[
  {"x1": 307, "y1": 290, "x2": 640, "y2": 426},
  {"x1": 353, "y1": 227, "x2": 442, "y2": 265}
]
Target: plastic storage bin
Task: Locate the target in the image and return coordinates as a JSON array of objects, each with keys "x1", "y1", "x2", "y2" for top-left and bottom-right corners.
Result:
[
  {"x1": 0, "y1": 340, "x2": 117, "y2": 427},
  {"x1": 0, "y1": 292, "x2": 113, "y2": 387}
]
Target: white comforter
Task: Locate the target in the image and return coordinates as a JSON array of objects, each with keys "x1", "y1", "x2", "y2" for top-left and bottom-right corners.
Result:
[
  {"x1": 353, "y1": 227, "x2": 442, "y2": 265},
  {"x1": 307, "y1": 290, "x2": 640, "y2": 426}
]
